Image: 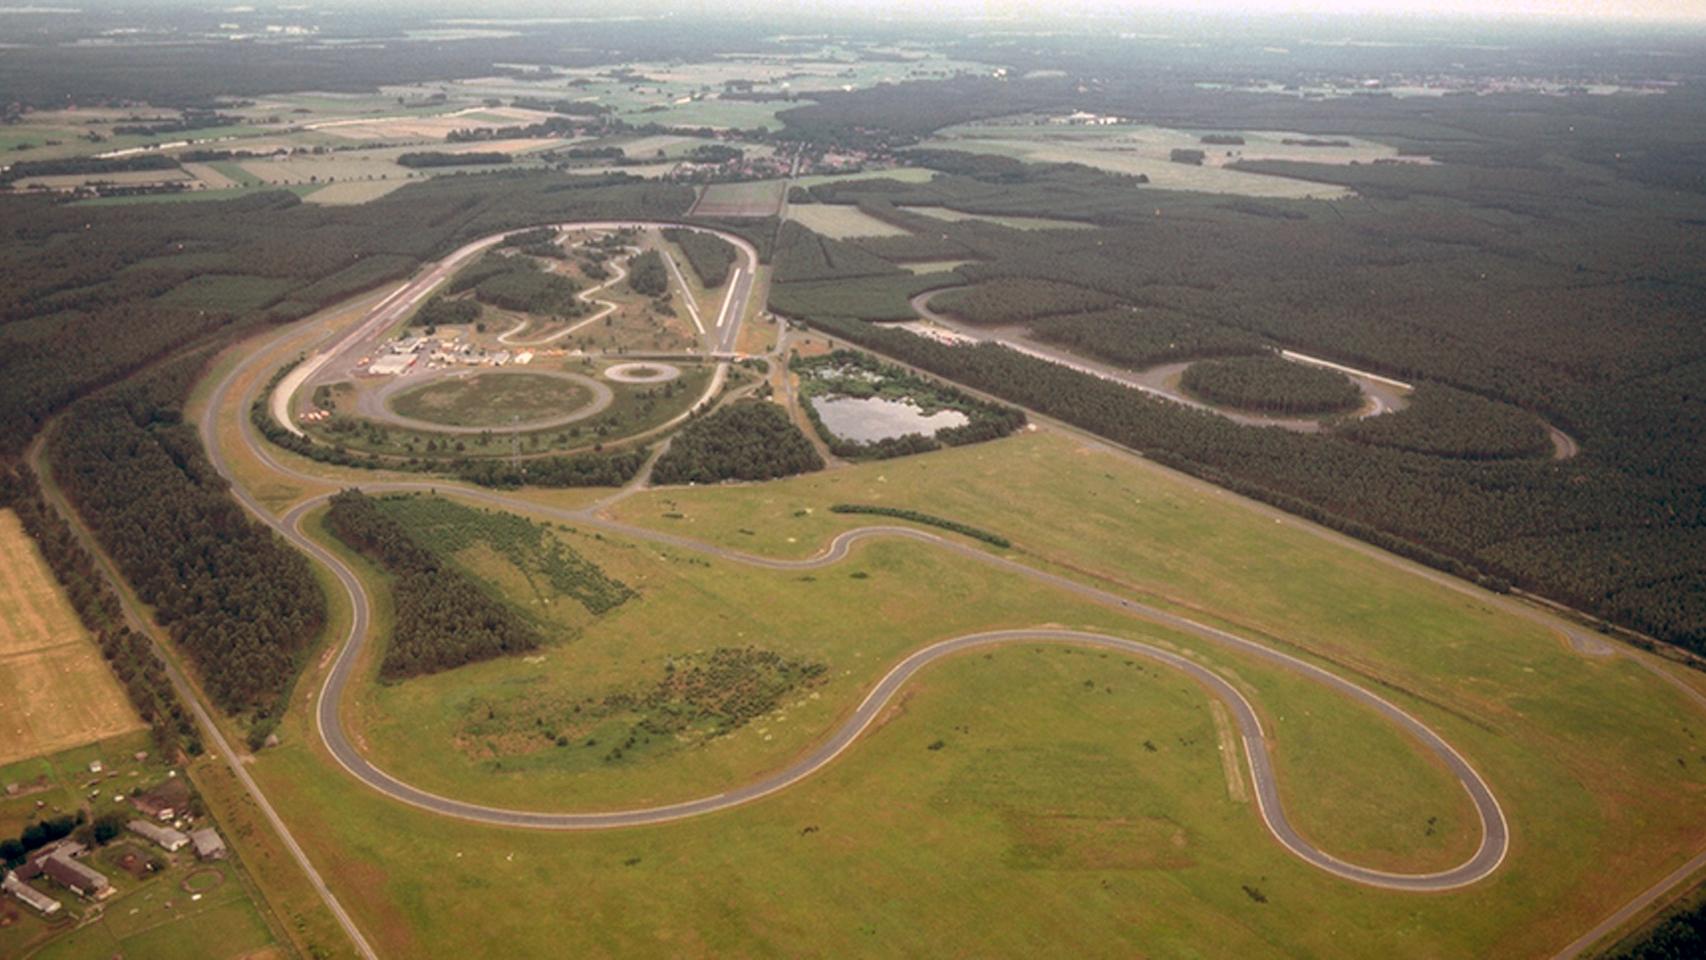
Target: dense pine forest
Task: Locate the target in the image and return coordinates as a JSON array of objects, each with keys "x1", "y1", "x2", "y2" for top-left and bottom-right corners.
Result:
[
  {"x1": 652, "y1": 402, "x2": 825, "y2": 484},
  {"x1": 325, "y1": 489, "x2": 543, "y2": 679},
  {"x1": 43, "y1": 356, "x2": 324, "y2": 730},
  {"x1": 664, "y1": 229, "x2": 738, "y2": 288}
]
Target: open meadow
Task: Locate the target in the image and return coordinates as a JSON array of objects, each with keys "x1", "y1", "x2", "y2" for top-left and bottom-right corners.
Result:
[{"x1": 223, "y1": 425, "x2": 1706, "y2": 959}]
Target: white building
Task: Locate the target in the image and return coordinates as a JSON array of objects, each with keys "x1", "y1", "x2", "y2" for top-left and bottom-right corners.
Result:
[{"x1": 128, "y1": 819, "x2": 190, "y2": 852}]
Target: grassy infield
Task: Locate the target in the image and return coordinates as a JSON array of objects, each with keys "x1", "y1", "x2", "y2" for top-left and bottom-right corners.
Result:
[{"x1": 228, "y1": 420, "x2": 1706, "y2": 958}]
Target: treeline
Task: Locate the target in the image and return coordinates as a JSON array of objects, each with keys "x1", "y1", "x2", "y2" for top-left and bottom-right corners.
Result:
[
  {"x1": 325, "y1": 490, "x2": 541, "y2": 679},
  {"x1": 451, "y1": 251, "x2": 580, "y2": 315},
  {"x1": 1338, "y1": 383, "x2": 1552, "y2": 460},
  {"x1": 499, "y1": 227, "x2": 566, "y2": 259},
  {"x1": 112, "y1": 111, "x2": 242, "y2": 137},
  {"x1": 46, "y1": 364, "x2": 324, "y2": 723},
  {"x1": 772, "y1": 221, "x2": 900, "y2": 284},
  {"x1": 663, "y1": 228, "x2": 736, "y2": 287},
  {"x1": 628, "y1": 249, "x2": 669, "y2": 297},
  {"x1": 652, "y1": 402, "x2": 823, "y2": 484},
  {"x1": 1030, "y1": 309, "x2": 1269, "y2": 369},
  {"x1": 1, "y1": 153, "x2": 180, "y2": 183},
  {"x1": 930, "y1": 279, "x2": 1117, "y2": 325},
  {"x1": 455, "y1": 447, "x2": 647, "y2": 489},
  {"x1": 0, "y1": 463, "x2": 200, "y2": 756},
  {"x1": 1610, "y1": 896, "x2": 1706, "y2": 960},
  {"x1": 397, "y1": 151, "x2": 513, "y2": 168},
  {"x1": 829, "y1": 504, "x2": 1010, "y2": 548},
  {"x1": 1180, "y1": 355, "x2": 1363, "y2": 415},
  {"x1": 410, "y1": 296, "x2": 481, "y2": 328}
]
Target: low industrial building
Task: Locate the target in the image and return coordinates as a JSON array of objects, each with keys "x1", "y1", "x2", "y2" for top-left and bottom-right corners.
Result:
[
  {"x1": 368, "y1": 353, "x2": 417, "y2": 376},
  {"x1": 189, "y1": 828, "x2": 227, "y2": 860},
  {"x1": 128, "y1": 819, "x2": 190, "y2": 852},
  {"x1": 2, "y1": 870, "x2": 61, "y2": 915},
  {"x1": 16, "y1": 842, "x2": 111, "y2": 900}
]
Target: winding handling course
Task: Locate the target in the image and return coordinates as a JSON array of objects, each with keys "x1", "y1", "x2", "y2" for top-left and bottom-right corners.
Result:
[{"x1": 208, "y1": 220, "x2": 1509, "y2": 894}]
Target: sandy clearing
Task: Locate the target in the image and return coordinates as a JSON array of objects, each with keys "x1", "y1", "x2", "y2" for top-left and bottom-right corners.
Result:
[{"x1": 304, "y1": 180, "x2": 410, "y2": 205}]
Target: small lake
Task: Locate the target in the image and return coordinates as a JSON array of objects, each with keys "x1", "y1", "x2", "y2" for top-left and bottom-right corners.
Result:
[{"x1": 811, "y1": 395, "x2": 969, "y2": 443}]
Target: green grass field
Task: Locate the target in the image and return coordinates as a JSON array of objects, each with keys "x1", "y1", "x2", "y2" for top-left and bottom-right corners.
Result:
[
  {"x1": 692, "y1": 179, "x2": 786, "y2": 217},
  {"x1": 788, "y1": 203, "x2": 911, "y2": 238},
  {"x1": 388, "y1": 372, "x2": 594, "y2": 428},
  {"x1": 200, "y1": 424, "x2": 1701, "y2": 958},
  {"x1": 303, "y1": 360, "x2": 713, "y2": 460}
]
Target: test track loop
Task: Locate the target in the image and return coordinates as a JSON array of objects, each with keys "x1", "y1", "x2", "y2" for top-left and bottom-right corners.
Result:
[{"x1": 209, "y1": 220, "x2": 1509, "y2": 893}]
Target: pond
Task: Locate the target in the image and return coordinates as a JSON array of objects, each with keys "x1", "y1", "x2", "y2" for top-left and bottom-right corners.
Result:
[{"x1": 811, "y1": 395, "x2": 969, "y2": 443}]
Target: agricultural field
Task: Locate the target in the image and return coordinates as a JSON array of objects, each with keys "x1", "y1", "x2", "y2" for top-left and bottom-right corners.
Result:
[
  {"x1": 793, "y1": 166, "x2": 940, "y2": 188},
  {"x1": 691, "y1": 179, "x2": 786, "y2": 218},
  {"x1": 916, "y1": 120, "x2": 1391, "y2": 198},
  {"x1": 900, "y1": 205, "x2": 1098, "y2": 230},
  {"x1": 788, "y1": 202, "x2": 910, "y2": 238},
  {"x1": 0, "y1": 510, "x2": 141, "y2": 766}
]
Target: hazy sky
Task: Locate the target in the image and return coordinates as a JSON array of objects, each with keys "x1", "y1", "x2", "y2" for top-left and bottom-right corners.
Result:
[
  {"x1": 395, "y1": 0, "x2": 1706, "y2": 24},
  {"x1": 768, "y1": 0, "x2": 1706, "y2": 21}
]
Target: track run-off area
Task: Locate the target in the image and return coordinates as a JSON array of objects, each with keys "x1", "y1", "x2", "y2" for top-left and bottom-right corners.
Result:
[{"x1": 201, "y1": 221, "x2": 1524, "y2": 893}]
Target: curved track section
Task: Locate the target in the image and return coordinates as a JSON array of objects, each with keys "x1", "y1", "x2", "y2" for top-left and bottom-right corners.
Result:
[
  {"x1": 209, "y1": 221, "x2": 1508, "y2": 892},
  {"x1": 356, "y1": 369, "x2": 612, "y2": 436}
]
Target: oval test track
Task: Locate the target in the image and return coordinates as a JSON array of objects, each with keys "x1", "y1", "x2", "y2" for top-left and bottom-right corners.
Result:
[{"x1": 208, "y1": 220, "x2": 1508, "y2": 893}]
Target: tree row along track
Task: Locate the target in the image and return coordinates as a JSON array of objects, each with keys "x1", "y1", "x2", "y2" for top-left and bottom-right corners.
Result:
[{"x1": 206, "y1": 300, "x2": 1511, "y2": 892}]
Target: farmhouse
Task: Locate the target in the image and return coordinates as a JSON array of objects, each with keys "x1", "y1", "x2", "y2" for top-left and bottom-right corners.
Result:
[
  {"x1": 189, "y1": 827, "x2": 227, "y2": 860},
  {"x1": 2, "y1": 870, "x2": 61, "y2": 915},
  {"x1": 16, "y1": 842, "x2": 111, "y2": 900},
  {"x1": 128, "y1": 819, "x2": 190, "y2": 852}
]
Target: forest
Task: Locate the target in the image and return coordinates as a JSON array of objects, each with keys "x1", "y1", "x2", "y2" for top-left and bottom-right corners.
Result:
[
  {"x1": 325, "y1": 489, "x2": 543, "y2": 679},
  {"x1": 409, "y1": 296, "x2": 483, "y2": 329},
  {"x1": 397, "y1": 151, "x2": 513, "y2": 168},
  {"x1": 651, "y1": 402, "x2": 824, "y2": 485},
  {"x1": 450, "y1": 251, "x2": 582, "y2": 315},
  {"x1": 1179, "y1": 355, "x2": 1363, "y2": 416},
  {"x1": 1338, "y1": 383, "x2": 1552, "y2": 461},
  {"x1": 627, "y1": 249, "x2": 670, "y2": 297},
  {"x1": 44, "y1": 356, "x2": 325, "y2": 730},
  {"x1": 664, "y1": 228, "x2": 737, "y2": 288}
]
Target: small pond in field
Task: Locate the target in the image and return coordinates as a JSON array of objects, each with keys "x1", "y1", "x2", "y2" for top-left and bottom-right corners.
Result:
[{"x1": 810, "y1": 395, "x2": 968, "y2": 443}]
